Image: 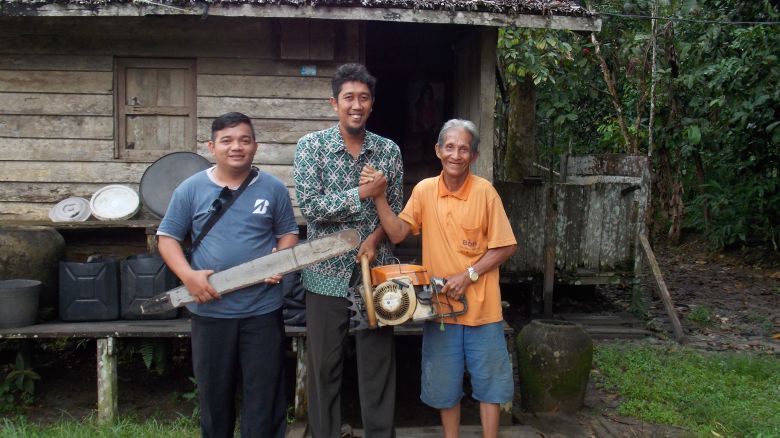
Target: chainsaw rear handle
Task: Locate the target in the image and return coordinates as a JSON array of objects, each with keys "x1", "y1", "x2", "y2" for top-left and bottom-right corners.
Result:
[
  {"x1": 360, "y1": 254, "x2": 378, "y2": 329},
  {"x1": 430, "y1": 276, "x2": 468, "y2": 316}
]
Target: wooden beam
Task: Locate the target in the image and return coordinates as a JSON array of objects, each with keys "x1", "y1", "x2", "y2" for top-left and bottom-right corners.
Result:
[
  {"x1": 0, "y1": 93, "x2": 112, "y2": 116},
  {"x1": 198, "y1": 96, "x2": 333, "y2": 120},
  {"x1": 638, "y1": 234, "x2": 685, "y2": 343},
  {"x1": 97, "y1": 337, "x2": 117, "y2": 424},
  {"x1": 13, "y1": 4, "x2": 602, "y2": 31}
]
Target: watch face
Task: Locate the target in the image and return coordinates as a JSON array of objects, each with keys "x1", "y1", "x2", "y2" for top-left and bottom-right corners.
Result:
[{"x1": 468, "y1": 269, "x2": 478, "y2": 281}]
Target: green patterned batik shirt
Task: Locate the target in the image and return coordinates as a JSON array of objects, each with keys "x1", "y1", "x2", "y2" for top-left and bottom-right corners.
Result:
[{"x1": 293, "y1": 125, "x2": 404, "y2": 297}]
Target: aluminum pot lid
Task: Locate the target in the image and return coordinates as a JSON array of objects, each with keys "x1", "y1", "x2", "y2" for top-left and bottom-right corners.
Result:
[
  {"x1": 49, "y1": 197, "x2": 91, "y2": 222},
  {"x1": 90, "y1": 185, "x2": 140, "y2": 221},
  {"x1": 139, "y1": 152, "x2": 212, "y2": 218}
]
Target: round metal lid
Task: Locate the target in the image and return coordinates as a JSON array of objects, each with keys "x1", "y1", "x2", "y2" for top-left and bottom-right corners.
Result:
[
  {"x1": 90, "y1": 185, "x2": 140, "y2": 221},
  {"x1": 48, "y1": 197, "x2": 91, "y2": 222},
  {"x1": 139, "y1": 152, "x2": 212, "y2": 218}
]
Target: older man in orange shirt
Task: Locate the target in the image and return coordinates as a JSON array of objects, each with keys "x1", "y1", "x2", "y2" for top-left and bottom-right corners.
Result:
[{"x1": 363, "y1": 118, "x2": 517, "y2": 438}]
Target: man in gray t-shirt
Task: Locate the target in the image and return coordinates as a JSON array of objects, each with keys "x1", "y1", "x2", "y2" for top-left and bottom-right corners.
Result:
[{"x1": 157, "y1": 112, "x2": 298, "y2": 438}]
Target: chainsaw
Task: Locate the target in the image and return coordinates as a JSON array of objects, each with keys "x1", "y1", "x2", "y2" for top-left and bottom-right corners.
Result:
[
  {"x1": 141, "y1": 229, "x2": 360, "y2": 314},
  {"x1": 348, "y1": 255, "x2": 467, "y2": 330}
]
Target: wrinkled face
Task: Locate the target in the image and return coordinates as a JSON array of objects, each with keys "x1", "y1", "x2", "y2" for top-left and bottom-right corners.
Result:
[
  {"x1": 208, "y1": 122, "x2": 257, "y2": 172},
  {"x1": 330, "y1": 80, "x2": 373, "y2": 136},
  {"x1": 435, "y1": 127, "x2": 477, "y2": 180}
]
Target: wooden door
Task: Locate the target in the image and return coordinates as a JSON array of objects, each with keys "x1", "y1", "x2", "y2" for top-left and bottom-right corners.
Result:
[{"x1": 115, "y1": 58, "x2": 197, "y2": 160}]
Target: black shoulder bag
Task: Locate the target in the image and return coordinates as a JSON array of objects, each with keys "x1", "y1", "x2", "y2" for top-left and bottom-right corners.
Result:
[{"x1": 189, "y1": 167, "x2": 258, "y2": 254}]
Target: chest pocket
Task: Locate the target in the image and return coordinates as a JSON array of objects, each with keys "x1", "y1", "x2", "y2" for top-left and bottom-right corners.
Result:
[{"x1": 446, "y1": 213, "x2": 486, "y2": 257}]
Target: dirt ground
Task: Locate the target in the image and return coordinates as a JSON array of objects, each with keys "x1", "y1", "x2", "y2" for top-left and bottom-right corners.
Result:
[{"x1": 2, "y1": 238, "x2": 779, "y2": 435}]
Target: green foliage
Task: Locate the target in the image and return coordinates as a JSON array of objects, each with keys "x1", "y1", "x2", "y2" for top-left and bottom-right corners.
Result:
[
  {"x1": 685, "y1": 305, "x2": 712, "y2": 325},
  {"x1": 0, "y1": 414, "x2": 199, "y2": 437},
  {"x1": 0, "y1": 354, "x2": 40, "y2": 410},
  {"x1": 498, "y1": 25, "x2": 605, "y2": 162},
  {"x1": 594, "y1": 343, "x2": 780, "y2": 437},
  {"x1": 137, "y1": 339, "x2": 170, "y2": 376},
  {"x1": 497, "y1": 0, "x2": 780, "y2": 249},
  {"x1": 180, "y1": 376, "x2": 199, "y2": 418}
]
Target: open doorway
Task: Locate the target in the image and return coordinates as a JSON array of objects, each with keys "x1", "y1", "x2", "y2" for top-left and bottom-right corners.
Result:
[
  {"x1": 365, "y1": 21, "x2": 470, "y2": 201},
  {"x1": 364, "y1": 21, "x2": 470, "y2": 262}
]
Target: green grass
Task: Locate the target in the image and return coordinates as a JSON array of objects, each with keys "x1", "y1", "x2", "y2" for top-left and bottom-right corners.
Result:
[
  {"x1": 594, "y1": 343, "x2": 780, "y2": 437},
  {"x1": 0, "y1": 415, "x2": 200, "y2": 437},
  {"x1": 685, "y1": 305, "x2": 714, "y2": 326}
]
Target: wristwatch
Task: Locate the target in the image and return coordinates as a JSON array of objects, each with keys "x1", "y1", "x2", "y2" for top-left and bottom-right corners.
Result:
[{"x1": 467, "y1": 266, "x2": 479, "y2": 282}]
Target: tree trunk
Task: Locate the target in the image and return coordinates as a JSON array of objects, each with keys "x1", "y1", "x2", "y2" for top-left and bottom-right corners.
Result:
[
  {"x1": 504, "y1": 76, "x2": 538, "y2": 181},
  {"x1": 692, "y1": 149, "x2": 709, "y2": 231}
]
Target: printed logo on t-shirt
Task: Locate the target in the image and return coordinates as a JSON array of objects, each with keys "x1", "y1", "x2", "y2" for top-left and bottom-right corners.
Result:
[
  {"x1": 462, "y1": 239, "x2": 478, "y2": 249},
  {"x1": 253, "y1": 199, "x2": 270, "y2": 214}
]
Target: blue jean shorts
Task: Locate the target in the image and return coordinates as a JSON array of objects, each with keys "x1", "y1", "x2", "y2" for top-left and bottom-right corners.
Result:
[{"x1": 420, "y1": 321, "x2": 513, "y2": 409}]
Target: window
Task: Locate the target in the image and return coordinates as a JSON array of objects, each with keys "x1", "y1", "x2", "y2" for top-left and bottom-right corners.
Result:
[{"x1": 115, "y1": 58, "x2": 197, "y2": 160}]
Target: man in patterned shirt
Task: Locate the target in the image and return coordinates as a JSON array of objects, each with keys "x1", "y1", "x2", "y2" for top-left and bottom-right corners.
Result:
[{"x1": 293, "y1": 63, "x2": 403, "y2": 438}]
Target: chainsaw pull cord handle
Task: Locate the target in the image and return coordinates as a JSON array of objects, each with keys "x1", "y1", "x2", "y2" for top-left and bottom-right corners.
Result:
[{"x1": 360, "y1": 254, "x2": 378, "y2": 329}]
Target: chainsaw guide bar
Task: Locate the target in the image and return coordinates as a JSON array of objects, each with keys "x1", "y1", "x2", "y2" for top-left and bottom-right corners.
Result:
[{"x1": 141, "y1": 229, "x2": 360, "y2": 314}]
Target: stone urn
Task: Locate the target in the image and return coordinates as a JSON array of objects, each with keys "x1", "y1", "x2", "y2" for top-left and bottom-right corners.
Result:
[
  {"x1": 516, "y1": 319, "x2": 593, "y2": 414},
  {"x1": 0, "y1": 226, "x2": 65, "y2": 320}
]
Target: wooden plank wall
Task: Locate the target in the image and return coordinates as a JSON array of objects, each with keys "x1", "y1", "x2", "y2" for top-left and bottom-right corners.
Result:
[
  {"x1": 0, "y1": 16, "x2": 359, "y2": 222},
  {"x1": 496, "y1": 155, "x2": 648, "y2": 280}
]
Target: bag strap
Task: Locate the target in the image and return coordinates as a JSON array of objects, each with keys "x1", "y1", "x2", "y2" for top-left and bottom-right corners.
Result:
[{"x1": 190, "y1": 167, "x2": 258, "y2": 252}]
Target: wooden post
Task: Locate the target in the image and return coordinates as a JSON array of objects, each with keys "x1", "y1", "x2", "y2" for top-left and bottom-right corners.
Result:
[
  {"x1": 638, "y1": 234, "x2": 685, "y2": 343},
  {"x1": 293, "y1": 336, "x2": 307, "y2": 421},
  {"x1": 97, "y1": 337, "x2": 117, "y2": 424},
  {"x1": 542, "y1": 182, "x2": 557, "y2": 317},
  {"x1": 145, "y1": 226, "x2": 158, "y2": 254}
]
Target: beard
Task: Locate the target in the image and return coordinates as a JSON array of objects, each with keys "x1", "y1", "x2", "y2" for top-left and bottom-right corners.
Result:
[{"x1": 342, "y1": 122, "x2": 366, "y2": 136}]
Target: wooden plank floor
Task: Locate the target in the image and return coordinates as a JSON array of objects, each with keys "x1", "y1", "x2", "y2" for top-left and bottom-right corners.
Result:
[{"x1": 285, "y1": 423, "x2": 542, "y2": 438}]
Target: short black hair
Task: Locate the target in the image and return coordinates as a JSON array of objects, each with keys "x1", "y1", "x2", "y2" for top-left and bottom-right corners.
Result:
[
  {"x1": 332, "y1": 63, "x2": 376, "y2": 100},
  {"x1": 211, "y1": 112, "x2": 255, "y2": 142}
]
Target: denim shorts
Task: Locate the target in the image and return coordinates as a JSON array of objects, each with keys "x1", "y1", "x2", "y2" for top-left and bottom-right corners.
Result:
[{"x1": 420, "y1": 321, "x2": 514, "y2": 409}]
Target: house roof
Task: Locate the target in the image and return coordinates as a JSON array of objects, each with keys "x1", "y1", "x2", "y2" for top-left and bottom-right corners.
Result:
[{"x1": 0, "y1": 0, "x2": 600, "y2": 30}]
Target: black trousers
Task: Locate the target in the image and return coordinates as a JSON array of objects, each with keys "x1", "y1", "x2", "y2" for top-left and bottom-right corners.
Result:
[
  {"x1": 191, "y1": 310, "x2": 287, "y2": 438},
  {"x1": 305, "y1": 291, "x2": 397, "y2": 438}
]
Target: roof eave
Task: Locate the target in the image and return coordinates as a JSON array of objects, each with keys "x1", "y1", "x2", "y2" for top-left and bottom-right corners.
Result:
[{"x1": 3, "y1": 3, "x2": 602, "y2": 31}]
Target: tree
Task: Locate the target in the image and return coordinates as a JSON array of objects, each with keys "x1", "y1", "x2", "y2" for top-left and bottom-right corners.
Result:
[{"x1": 496, "y1": 0, "x2": 780, "y2": 249}]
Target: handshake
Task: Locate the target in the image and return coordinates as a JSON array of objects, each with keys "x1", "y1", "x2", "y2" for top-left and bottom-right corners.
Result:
[{"x1": 358, "y1": 164, "x2": 387, "y2": 199}]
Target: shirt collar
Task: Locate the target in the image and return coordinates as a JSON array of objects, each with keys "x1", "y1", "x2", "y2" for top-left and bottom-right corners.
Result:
[
  {"x1": 329, "y1": 124, "x2": 375, "y2": 156},
  {"x1": 437, "y1": 172, "x2": 473, "y2": 200}
]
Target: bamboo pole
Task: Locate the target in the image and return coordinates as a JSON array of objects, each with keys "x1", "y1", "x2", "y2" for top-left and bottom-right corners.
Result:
[{"x1": 639, "y1": 234, "x2": 685, "y2": 343}]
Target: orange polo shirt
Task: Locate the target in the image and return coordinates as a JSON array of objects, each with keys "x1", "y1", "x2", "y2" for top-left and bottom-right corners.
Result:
[{"x1": 399, "y1": 173, "x2": 516, "y2": 326}]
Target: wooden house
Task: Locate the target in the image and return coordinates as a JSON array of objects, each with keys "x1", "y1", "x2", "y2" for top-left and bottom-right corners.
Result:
[{"x1": 0, "y1": 0, "x2": 599, "y2": 226}]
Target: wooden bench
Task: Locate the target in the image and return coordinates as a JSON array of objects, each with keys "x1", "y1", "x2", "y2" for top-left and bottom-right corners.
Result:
[
  {"x1": 1, "y1": 221, "x2": 516, "y2": 425},
  {"x1": 0, "y1": 320, "x2": 515, "y2": 425}
]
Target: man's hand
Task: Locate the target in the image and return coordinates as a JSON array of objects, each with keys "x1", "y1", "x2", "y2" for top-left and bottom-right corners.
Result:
[
  {"x1": 356, "y1": 238, "x2": 378, "y2": 264},
  {"x1": 358, "y1": 164, "x2": 387, "y2": 199},
  {"x1": 263, "y1": 248, "x2": 283, "y2": 285},
  {"x1": 441, "y1": 271, "x2": 470, "y2": 301},
  {"x1": 181, "y1": 269, "x2": 220, "y2": 304}
]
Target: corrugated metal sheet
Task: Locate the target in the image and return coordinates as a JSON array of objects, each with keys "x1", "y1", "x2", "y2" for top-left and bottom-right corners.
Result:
[{"x1": 1, "y1": 0, "x2": 592, "y2": 17}]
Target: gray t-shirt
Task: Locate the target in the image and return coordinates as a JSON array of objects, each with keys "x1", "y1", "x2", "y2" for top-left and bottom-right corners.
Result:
[{"x1": 157, "y1": 167, "x2": 298, "y2": 318}]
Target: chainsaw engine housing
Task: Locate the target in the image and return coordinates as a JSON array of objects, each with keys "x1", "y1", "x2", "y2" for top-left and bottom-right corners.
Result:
[{"x1": 367, "y1": 264, "x2": 466, "y2": 326}]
